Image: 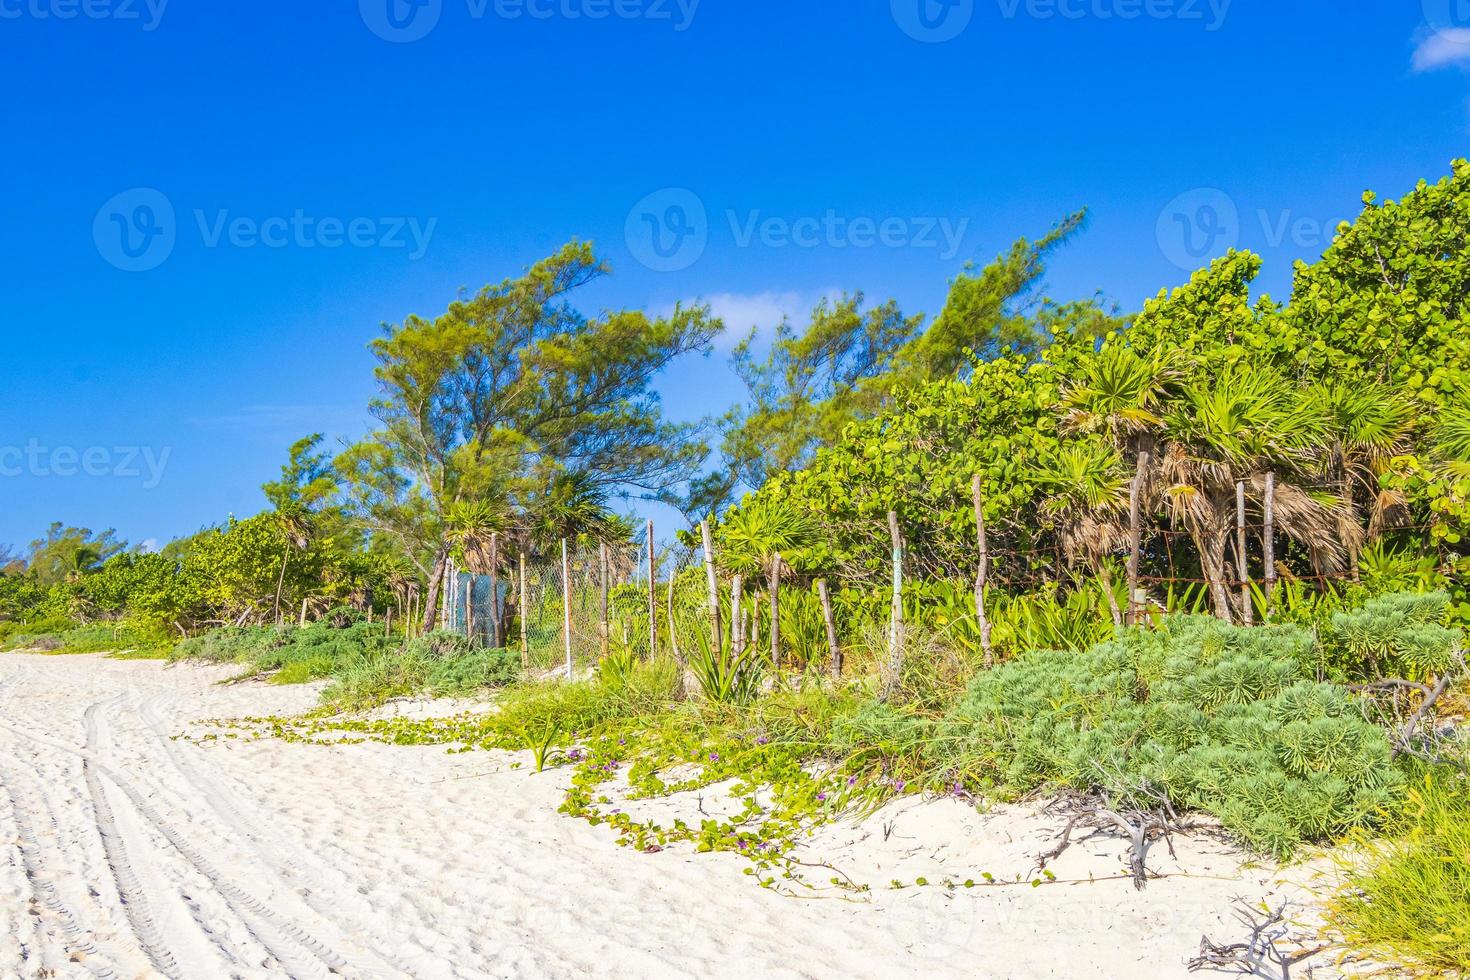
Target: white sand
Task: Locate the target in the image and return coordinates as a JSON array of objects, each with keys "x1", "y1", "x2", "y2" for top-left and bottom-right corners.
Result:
[{"x1": 0, "y1": 653, "x2": 1356, "y2": 979}]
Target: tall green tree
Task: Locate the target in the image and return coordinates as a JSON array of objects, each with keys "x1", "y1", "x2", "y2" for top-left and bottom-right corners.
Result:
[
  {"x1": 26, "y1": 524, "x2": 127, "y2": 586},
  {"x1": 720, "y1": 213, "x2": 1122, "y2": 496},
  {"x1": 342, "y1": 241, "x2": 720, "y2": 629}
]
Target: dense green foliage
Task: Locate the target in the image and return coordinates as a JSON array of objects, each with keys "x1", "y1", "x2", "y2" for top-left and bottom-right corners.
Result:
[{"x1": 735, "y1": 163, "x2": 1470, "y2": 625}]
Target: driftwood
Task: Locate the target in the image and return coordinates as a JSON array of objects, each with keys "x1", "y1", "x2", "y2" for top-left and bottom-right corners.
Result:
[
  {"x1": 1350, "y1": 653, "x2": 1467, "y2": 771},
  {"x1": 1035, "y1": 786, "x2": 1215, "y2": 891},
  {"x1": 1188, "y1": 900, "x2": 1327, "y2": 979}
]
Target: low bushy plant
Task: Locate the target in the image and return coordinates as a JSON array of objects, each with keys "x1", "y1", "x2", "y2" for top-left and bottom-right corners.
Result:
[
  {"x1": 1321, "y1": 591, "x2": 1463, "y2": 681},
  {"x1": 929, "y1": 616, "x2": 1405, "y2": 855}
]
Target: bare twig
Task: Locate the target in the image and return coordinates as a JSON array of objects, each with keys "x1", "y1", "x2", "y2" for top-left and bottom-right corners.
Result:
[{"x1": 1188, "y1": 900, "x2": 1329, "y2": 979}]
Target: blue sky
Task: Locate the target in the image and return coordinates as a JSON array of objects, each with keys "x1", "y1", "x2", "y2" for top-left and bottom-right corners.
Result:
[{"x1": 1, "y1": 0, "x2": 1467, "y2": 551}]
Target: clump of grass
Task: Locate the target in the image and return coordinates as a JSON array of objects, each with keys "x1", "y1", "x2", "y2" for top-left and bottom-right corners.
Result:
[
  {"x1": 2, "y1": 619, "x2": 174, "y2": 658},
  {"x1": 321, "y1": 632, "x2": 520, "y2": 710},
  {"x1": 1329, "y1": 774, "x2": 1470, "y2": 977},
  {"x1": 172, "y1": 617, "x2": 522, "y2": 708}
]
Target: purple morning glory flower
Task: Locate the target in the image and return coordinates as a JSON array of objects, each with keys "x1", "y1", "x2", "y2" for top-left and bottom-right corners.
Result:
[
  {"x1": 894, "y1": 780, "x2": 906, "y2": 793},
  {"x1": 816, "y1": 792, "x2": 827, "y2": 802},
  {"x1": 709, "y1": 752, "x2": 720, "y2": 762},
  {"x1": 846, "y1": 776, "x2": 857, "y2": 787},
  {"x1": 755, "y1": 736, "x2": 769, "y2": 746}
]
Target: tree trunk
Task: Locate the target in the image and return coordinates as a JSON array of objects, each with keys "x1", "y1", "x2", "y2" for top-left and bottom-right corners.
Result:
[
  {"x1": 1200, "y1": 528, "x2": 1233, "y2": 622},
  {"x1": 768, "y1": 554, "x2": 782, "y2": 667},
  {"x1": 972, "y1": 474, "x2": 994, "y2": 664},
  {"x1": 422, "y1": 542, "x2": 450, "y2": 632},
  {"x1": 817, "y1": 577, "x2": 841, "y2": 678},
  {"x1": 883, "y1": 511, "x2": 905, "y2": 699},
  {"x1": 273, "y1": 549, "x2": 290, "y2": 624}
]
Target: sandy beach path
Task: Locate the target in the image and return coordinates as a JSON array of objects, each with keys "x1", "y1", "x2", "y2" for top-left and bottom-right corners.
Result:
[{"x1": 0, "y1": 653, "x2": 1345, "y2": 979}]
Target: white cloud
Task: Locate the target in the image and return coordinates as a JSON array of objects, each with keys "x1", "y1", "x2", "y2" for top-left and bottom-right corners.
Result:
[
  {"x1": 1412, "y1": 29, "x2": 1470, "y2": 72},
  {"x1": 675, "y1": 289, "x2": 842, "y2": 351}
]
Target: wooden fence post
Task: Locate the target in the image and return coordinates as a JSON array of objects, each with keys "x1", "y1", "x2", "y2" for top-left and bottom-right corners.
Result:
[
  {"x1": 465, "y1": 580, "x2": 475, "y2": 643},
  {"x1": 1127, "y1": 450, "x2": 1149, "y2": 627},
  {"x1": 817, "y1": 577, "x2": 841, "y2": 678},
  {"x1": 730, "y1": 573, "x2": 743, "y2": 656},
  {"x1": 972, "y1": 474, "x2": 994, "y2": 664},
  {"x1": 598, "y1": 541, "x2": 610, "y2": 660},
  {"x1": 518, "y1": 551, "x2": 529, "y2": 670},
  {"x1": 1263, "y1": 471, "x2": 1277, "y2": 620},
  {"x1": 561, "y1": 539, "x2": 573, "y2": 679},
  {"x1": 884, "y1": 511, "x2": 904, "y2": 698},
  {"x1": 488, "y1": 532, "x2": 501, "y2": 647},
  {"x1": 648, "y1": 520, "x2": 658, "y2": 657},
  {"x1": 700, "y1": 519, "x2": 722, "y2": 653},
  {"x1": 1236, "y1": 481, "x2": 1253, "y2": 626}
]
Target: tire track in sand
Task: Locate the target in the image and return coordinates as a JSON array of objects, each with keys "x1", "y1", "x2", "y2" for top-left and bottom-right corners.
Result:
[
  {"x1": 137, "y1": 692, "x2": 415, "y2": 978},
  {"x1": 0, "y1": 760, "x2": 119, "y2": 979},
  {"x1": 0, "y1": 708, "x2": 351, "y2": 978},
  {"x1": 81, "y1": 696, "x2": 187, "y2": 977}
]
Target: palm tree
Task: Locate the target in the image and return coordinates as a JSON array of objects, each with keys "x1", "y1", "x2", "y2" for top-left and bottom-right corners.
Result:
[
  {"x1": 1157, "y1": 364, "x2": 1340, "y2": 620},
  {"x1": 1308, "y1": 380, "x2": 1417, "y2": 551},
  {"x1": 446, "y1": 498, "x2": 510, "y2": 644},
  {"x1": 1061, "y1": 346, "x2": 1179, "y2": 454},
  {"x1": 1035, "y1": 441, "x2": 1132, "y2": 625},
  {"x1": 527, "y1": 470, "x2": 618, "y2": 548},
  {"x1": 718, "y1": 498, "x2": 815, "y2": 667}
]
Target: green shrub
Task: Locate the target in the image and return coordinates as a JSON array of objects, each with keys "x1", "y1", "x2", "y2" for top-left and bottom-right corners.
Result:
[
  {"x1": 1322, "y1": 591, "x2": 1463, "y2": 681},
  {"x1": 930, "y1": 616, "x2": 1405, "y2": 855},
  {"x1": 1330, "y1": 775, "x2": 1470, "y2": 976}
]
